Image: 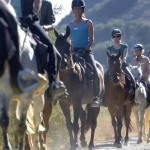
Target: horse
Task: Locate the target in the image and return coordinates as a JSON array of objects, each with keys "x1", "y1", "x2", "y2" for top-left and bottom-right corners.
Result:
[
  {"x1": 104, "y1": 50, "x2": 132, "y2": 148},
  {"x1": 54, "y1": 29, "x2": 105, "y2": 150},
  {"x1": 129, "y1": 64, "x2": 147, "y2": 144},
  {"x1": 143, "y1": 105, "x2": 150, "y2": 143},
  {"x1": 0, "y1": 1, "x2": 39, "y2": 149},
  {"x1": 1, "y1": 0, "x2": 43, "y2": 149}
]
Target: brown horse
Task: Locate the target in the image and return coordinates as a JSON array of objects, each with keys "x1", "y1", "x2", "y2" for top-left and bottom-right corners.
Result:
[
  {"x1": 54, "y1": 29, "x2": 105, "y2": 150},
  {"x1": 104, "y1": 50, "x2": 132, "y2": 148}
]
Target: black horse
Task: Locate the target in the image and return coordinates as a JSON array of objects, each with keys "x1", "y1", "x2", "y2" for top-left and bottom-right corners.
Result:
[{"x1": 54, "y1": 29, "x2": 105, "y2": 150}]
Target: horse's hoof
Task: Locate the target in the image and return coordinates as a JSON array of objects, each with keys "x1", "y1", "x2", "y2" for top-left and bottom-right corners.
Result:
[
  {"x1": 80, "y1": 141, "x2": 87, "y2": 147},
  {"x1": 137, "y1": 139, "x2": 142, "y2": 144},
  {"x1": 88, "y1": 143, "x2": 94, "y2": 150},
  {"x1": 114, "y1": 141, "x2": 123, "y2": 148},
  {"x1": 124, "y1": 141, "x2": 130, "y2": 146},
  {"x1": 70, "y1": 143, "x2": 79, "y2": 150},
  {"x1": 40, "y1": 144, "x2": 47, "y2": 150}
]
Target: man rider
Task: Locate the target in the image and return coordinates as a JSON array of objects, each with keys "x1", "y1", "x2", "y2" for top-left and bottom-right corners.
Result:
[{"x1": 11, "y1": 0, "x2": 67, "y2": 98}]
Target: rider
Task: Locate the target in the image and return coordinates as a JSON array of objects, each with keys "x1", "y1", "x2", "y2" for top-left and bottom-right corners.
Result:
[
  {"x1": 131, "y1": 44, "x2": 150, "y2": 106},
  {"x1": 11, "y1": 0, "x2": 67, "y2": 98},
  {"x1": 106, "y1": 29, "x2": 137, "y2": 105},
  {"x1": 66, "y1": 0, "x2": 101, "y2": 107}
]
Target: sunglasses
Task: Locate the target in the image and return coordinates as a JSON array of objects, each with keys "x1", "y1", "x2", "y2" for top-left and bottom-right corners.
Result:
[{"x1": 112, "y1": 35, "x2": 121, "y2": 39}]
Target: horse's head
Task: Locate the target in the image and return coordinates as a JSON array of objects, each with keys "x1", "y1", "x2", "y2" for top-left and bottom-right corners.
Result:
[
  {"x1": 107, "y1": 50, "x2": 122, "y2": 85},
  {"x1": 54, "y1": 29, "x2": 73, "y2": 70},
  {"x1": 129, "y1": 64, "x2": 142, "y2": 87}
]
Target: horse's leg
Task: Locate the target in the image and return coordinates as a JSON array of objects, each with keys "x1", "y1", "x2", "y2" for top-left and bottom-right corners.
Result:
[
  {"x1": 108, "y1": 109, "x2": 117, "y2": 144},
  {"x1": 133, "y1": 109, "x2": 140, "y2": 142},
  {"x1": 72, "y1": 102, "x2": 81, "y2": 149},
  {"x1": 79, "y1": 106, "x2": 87, "y2": 147},
  {"x1": 59, "y1": 101, "x2": 74, "y2": 149},
  {"x1": 148, "y1": 119, "x2": 150, "y2": 143},
  {"x1": 17, "y1": 93, "x2": 32, "y2": 150},
  {"x1": 29, "y1": 95, "x2": 44, "y2": 150},
  {"x1": 124, "y1": 104, "x2": 132, "y2": 145},
  {"x1": 116, "y1": 117, "x2": 123, "y2": 148},
  {"x1": 9, "y1": 100, "x2": 19, "y2": 149},
  {"x1": 88, "y1": 107, "x2": 100, "y2": 150},
  {"x1": 137, "y1": 109, "x2": 145, "y2": 144},
  {"x1": 39, "y1": 92, "x2": 52, "y2": 150},
  {"x1": 0, "y1": 94, "x2": 12, "y2": 150}
]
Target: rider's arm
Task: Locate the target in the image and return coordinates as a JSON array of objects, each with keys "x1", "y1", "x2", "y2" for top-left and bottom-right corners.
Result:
[
  {"x1": 85, "y1": 20, "x2": 94, "y2": 50},
  {"x1": 122, "y1": 47, "x2": 128, "y2": 63},
  {"x1": 142, "y1": 58, "x2": 150, "y2": 80},
  {"x1": 33, "y1": 0, "x2": 42, "y2": 15}
]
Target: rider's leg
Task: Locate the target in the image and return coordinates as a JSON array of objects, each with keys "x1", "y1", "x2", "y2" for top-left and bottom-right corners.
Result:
[
  {"x1": 122, "y1": 62, "x2": 137, "y2": 105},
  {"x1": 84, "y1": 50, "x2": 101, "y2": 107},
  {"x1": 28, "y1": 22, "x2": 67, "y2": 99}
]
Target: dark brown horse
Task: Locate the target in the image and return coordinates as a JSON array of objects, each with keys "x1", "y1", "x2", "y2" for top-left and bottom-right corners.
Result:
[
  {"x1": 54, "y1": 29, "x2": 105, "y2": 150},
  {"x1": 104, "y1": 50, "x2": 132, "y2": 148}
]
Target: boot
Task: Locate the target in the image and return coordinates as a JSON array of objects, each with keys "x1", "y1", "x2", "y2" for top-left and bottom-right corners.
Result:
[
  {"x1": 51, "y1": 80, "x2": 68, "y2": 101},
  {"x1": 128, "y1": 87, "x2": 138, "y2": 106},
  {"x1": 91, "y1": 96, "x2": 101, "y2": 107}
]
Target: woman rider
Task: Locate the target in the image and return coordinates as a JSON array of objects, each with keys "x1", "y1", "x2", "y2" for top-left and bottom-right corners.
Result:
[
  {"x1": 66, "y1": 0, "x2": 101, "y2": 107},
  {"x1": 106, "y1": 29, "x2": 137, "y2": 105},
  {"x1": 131, "y1": 44, "x2": 150, "y2": 106}
]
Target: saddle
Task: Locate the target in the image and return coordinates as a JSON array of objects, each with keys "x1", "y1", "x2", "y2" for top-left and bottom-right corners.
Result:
[{"x1": 73, "y1": 50, "x2": 94, "y2": 80}]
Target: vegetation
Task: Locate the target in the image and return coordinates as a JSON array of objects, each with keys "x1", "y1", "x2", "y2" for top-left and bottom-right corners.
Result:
[{"x1": 59, "y1": 0, "x2": 150, "y2": 70}]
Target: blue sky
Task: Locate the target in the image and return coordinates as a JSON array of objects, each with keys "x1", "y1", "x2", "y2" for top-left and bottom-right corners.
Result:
[{"x1": 50, "y1": 0, "x2": 72, "y2": 25}]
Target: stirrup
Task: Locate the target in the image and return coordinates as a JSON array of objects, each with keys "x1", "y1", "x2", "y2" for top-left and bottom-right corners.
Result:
[{"x1": 91, "y1": 96, "x2": 101, "y2": 107}]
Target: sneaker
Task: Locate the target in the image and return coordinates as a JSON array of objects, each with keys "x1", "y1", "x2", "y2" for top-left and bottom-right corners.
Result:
[{"x1": 91, "y1": 96, "x2": 101, "y2": 107}]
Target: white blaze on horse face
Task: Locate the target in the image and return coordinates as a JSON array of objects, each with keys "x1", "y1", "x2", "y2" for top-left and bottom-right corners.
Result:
[{"x1": 114, "y1": 61, "x2": 116, "y2": 64}]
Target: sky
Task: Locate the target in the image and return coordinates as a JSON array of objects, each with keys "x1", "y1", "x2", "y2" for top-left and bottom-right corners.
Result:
[{"x1": 50, "y1": 0, "x2": 72, "y2": 25}]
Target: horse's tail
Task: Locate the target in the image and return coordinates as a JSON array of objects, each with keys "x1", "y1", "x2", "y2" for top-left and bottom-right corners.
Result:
[
  {"x1": 84, "y1": 104, "x2": 91, "y2": 133},
  {"x1": 123, "y1": 106, "x2": 133, "y2": 132}
]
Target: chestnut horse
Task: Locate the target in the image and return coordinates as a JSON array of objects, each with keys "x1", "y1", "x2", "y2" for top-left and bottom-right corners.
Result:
[
  {"x1": 54, "y1": 29, "x2": 105, "y2": 150},
  {"x1": 104, "y1": 50, "x2": 132, "y2": 148}
]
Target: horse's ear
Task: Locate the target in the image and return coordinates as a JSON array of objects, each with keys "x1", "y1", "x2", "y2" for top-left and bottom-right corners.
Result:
[
  {"x1": 106, "y1": 50, "x2": 111, "y2": 58},
  {"x1": 65, "y1": 26, "x2": 70, "y2": 39},
  {"x1": 116, "y1": 50, "x2": 121, "y2": 58},
  {"x1": 54, "y1": 29, "x2": 59, "y2": 38}
]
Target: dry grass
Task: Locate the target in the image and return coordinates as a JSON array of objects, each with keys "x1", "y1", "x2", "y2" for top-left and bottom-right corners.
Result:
[{"x1": 47, "y1": 105, "x2": 138, "y2": 149}]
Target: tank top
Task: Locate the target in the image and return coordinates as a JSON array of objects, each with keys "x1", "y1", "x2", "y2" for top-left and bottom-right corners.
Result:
[
  {"x1": 107, "y1": 43, "x2": 128, "y2": 59},
  {"x1": 69, "y1": 19, "x2": 88, "y2": 49}
]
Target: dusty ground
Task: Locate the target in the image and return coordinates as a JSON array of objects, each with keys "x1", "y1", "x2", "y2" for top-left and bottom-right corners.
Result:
[{"x1": 47, "y1": 106, "x2": 150, "y2": 150}]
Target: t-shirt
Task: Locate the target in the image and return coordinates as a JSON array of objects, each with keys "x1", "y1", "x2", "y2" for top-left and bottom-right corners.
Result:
[
  {"x1": 131, "y1": 55, "x2": 150, "y2": 81},
  {"x1": 107, "y1": 43, "x2": 128, "y2": 59}
]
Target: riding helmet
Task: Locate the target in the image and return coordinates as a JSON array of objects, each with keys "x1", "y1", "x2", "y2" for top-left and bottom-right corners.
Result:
[
  {"x1": 111, "y1": 29, "x2": 122, "y2": 36},
  {"x1": 133, "y1": 43, "x2": 145, "y2": 54},
  {"x1": 72, "y1": 0, "x2": 85, "y2": 12},
  {"x1": 133, "y1": 44, "x2": 143, "y2": 51}
]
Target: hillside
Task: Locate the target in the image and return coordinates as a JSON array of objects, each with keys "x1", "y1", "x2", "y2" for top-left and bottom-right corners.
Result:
[{"x1": 58, "y1": 0, "x2": 150, "y2": 69}]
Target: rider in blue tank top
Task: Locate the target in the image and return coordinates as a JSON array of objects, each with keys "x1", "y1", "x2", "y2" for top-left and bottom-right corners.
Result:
[
  {"x1": 66, "y1": 0, "x2": 102, "y2": 107},
  {"x1": 69, "y1": 19, "x2": 88, "y2": 48}
]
